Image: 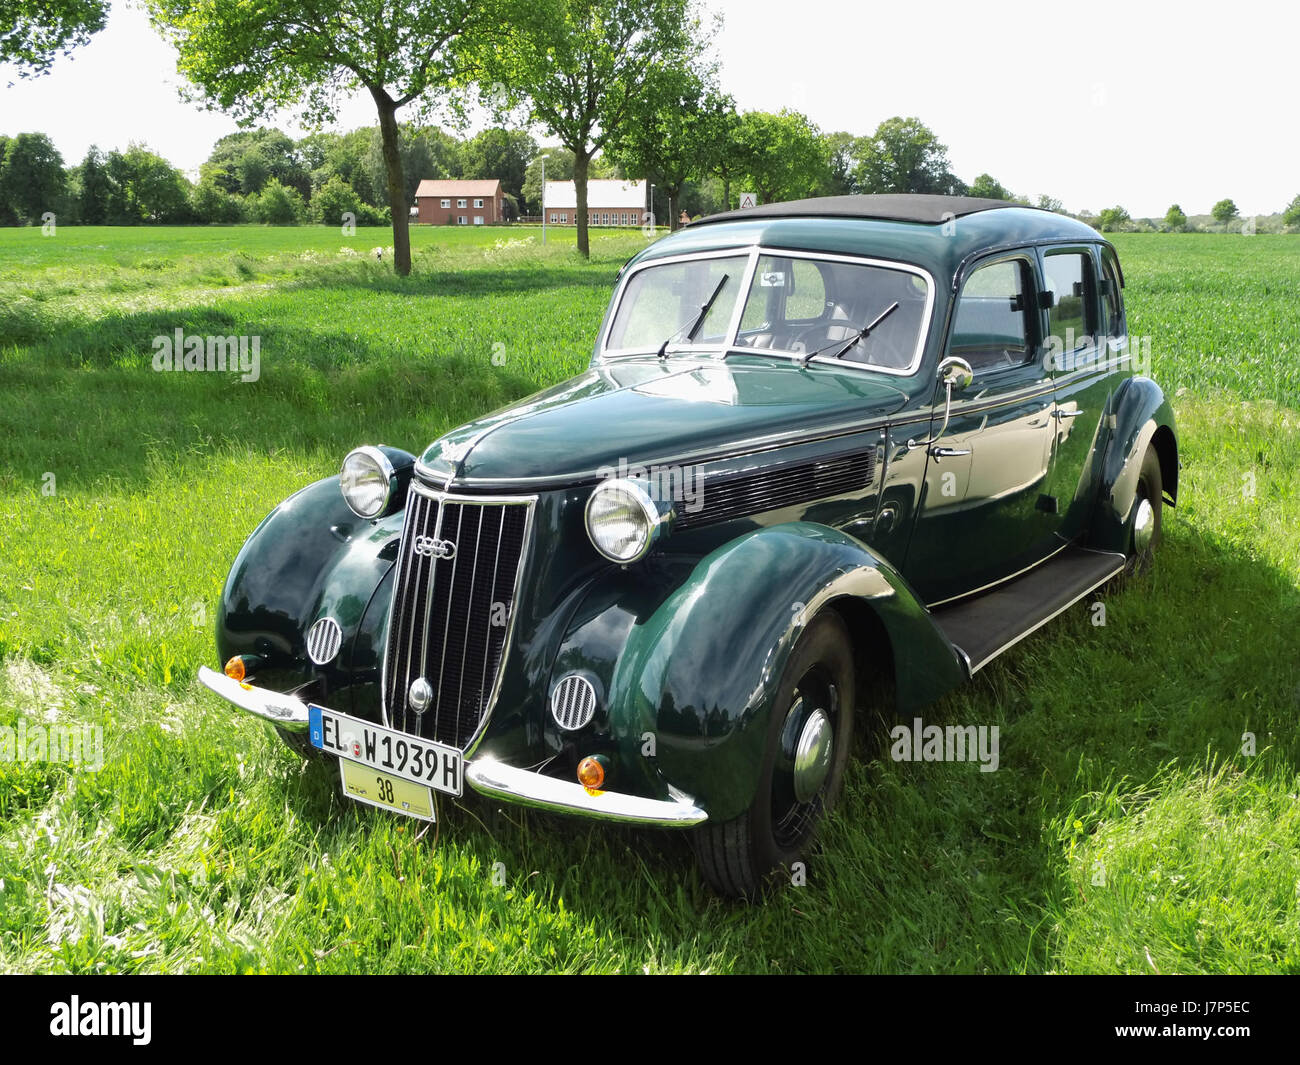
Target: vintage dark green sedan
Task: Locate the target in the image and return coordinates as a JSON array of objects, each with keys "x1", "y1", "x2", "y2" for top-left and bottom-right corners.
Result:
[{"x1": 198, "y1": 194, "x2": 1178, "y2": 897}]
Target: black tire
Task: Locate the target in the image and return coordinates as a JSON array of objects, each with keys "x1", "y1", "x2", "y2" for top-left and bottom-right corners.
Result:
[
  {"x1": 693, "y1": 610, "x2": 855, "y2": 899},
  {"x1": 1125, "y1": 445, "x2": 1163, "y2": 574}
]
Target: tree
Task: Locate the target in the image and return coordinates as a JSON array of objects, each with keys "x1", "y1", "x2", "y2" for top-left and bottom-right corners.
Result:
[
  {"x1": 253, "y1": 178, "x2": 306, "y2": 224},
  {"x1": 610, "y1": 67, "x2": 719, "y2": 231},
  {"x1": 460, "y1": 127, "x2": 536, "y2": 204},
  {"x1": 1035, "y1": 194, "x2": 1065, "y2": 214},
  {"x1": 733, "y1": 110, "x2": 830, "y2": 206},
  {"x1": 1164, "y1": 203, "x2": 1187, "y2": 231},
  {"x1": 821, "y1": 131, "x2": 863, "y2": 196},
  {"x1": 76, "y1": 145, "x2": 111, "y2": 223},
  {"x1": 1284, "y1": 194, "x2": 1300, "y2": 229},
  {"x1": 854, "y1": 117, "x2": 964, "y2": 195},
  {"x1": 310, "y1": 175, "x2": 361, "y2": 226},
  {"x1": 699, "y1": 102, "x2": 742, "y2": 210},
  {"x1": 147, "y1": 0, "x2": 496, "y2": 275},
  {"x1": 968, "y1": 173, "x2": 1013, "y2": 200},
  {"x1": 1097, "y1": 205, "x2": 1131, "y2": 232},
  {"x1": 191, "y1": 179, "x2": 246, "y2": 223},
  {"x1": 1, "y1": 0, "x2": 108, "y2": 77},
  {"x1": 482, "y1": 0, "x2": 709, "y2": 257},
  {"x1": 0, "y1": 131, "x2": 65, "y2": 223},
  {"x1": 1211, "y1": 198, "x2": 1238, "y2": 225}
]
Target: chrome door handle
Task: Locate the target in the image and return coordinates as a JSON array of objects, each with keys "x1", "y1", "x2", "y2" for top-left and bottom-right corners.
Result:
[
  {"x1": 1053, "y1": 409, "x2": 1084, "y2": 419},
  {"x1": 929, "y1": 446, "x2": 971, "y2": 459}
]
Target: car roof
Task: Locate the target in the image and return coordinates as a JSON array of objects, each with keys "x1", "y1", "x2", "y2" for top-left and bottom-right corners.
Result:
[
  {"x1": 695, "y1": 193, "x2": 1018, "y2": 226},
  {"x1": 629, "y1": 196, "x2": 1106, "y2": 288}
]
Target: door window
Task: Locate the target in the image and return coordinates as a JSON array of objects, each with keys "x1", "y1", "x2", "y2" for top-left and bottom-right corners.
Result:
[
  {"x1": 948, "y1": 259, "x2": 1035, "y2": 373},
  {"x1": 1042, "y1": 251, "x2": 1097, "y2": 351}
]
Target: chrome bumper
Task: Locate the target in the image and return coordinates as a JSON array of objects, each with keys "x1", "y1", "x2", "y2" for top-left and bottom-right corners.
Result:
[
  {"x1": 197, "y1": 668, "x2": 708, "y2": 827},
  {"x1": 465, "y1": 758, "x2": 708, "y2": 827},
  {"x1": 197, "y1": 665, "x2": 310, "y2": 732}
]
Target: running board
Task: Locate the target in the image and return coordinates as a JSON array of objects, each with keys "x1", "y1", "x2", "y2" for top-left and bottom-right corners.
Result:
[{"x1": 930, "y1": 547, "x2": 1126, "y2": 676}]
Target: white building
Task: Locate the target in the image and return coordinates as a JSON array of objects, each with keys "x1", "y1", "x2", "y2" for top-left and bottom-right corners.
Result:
[{"x1": 543, "y1": 179, "x2": 646, "y2": 226}]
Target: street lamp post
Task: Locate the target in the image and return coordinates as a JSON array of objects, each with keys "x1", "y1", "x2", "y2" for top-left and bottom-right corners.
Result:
[
  {"x1": 541, "y1": 156, "x2": 546, "y2": 246},
  {"x1": 649, "y1": 183, "x2": 655, "y2": 232}
]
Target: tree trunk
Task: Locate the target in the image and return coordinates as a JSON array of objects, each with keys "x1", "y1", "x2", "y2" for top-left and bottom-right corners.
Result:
[
  {"x1": 721, "y1": 172, "x2": 731, "y2": 211},
  {"x1": 573, "y1": 150, "x2": 590, "y2": 259},
  {"x1": 668, "y1": 187, "x2": 680, "y2": 231},
  {"x1": 372, "y1": 87, "x2": 411, "y2": 276}
]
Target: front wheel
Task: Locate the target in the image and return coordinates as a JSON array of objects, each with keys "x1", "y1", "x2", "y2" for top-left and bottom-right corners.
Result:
[{"x1": 693, "y1": 611, "x2": 855, "y2": 899}]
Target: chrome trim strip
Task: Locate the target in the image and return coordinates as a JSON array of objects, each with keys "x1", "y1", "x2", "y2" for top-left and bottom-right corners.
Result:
[
  {"x1": 598, "y1": 245, "x2": 938, "y2": 378},
  {"x1": 197, "y1": 666, "x2": 309, "y2": 732},
  {"x1": 414, "y1": 415, "x2": 894, "y2": 491},
  {"x1": 465, "y1": 757, "x2": 708, "y2": 827},
  {"x1": 927, "y1": 540, "x2": 1073, "y2": 609},
  {"x1": 961, "y1": 550, "x2": 1126, "y2": 674}
]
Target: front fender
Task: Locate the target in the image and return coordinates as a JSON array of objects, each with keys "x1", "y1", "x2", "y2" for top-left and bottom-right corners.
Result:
[
  {"x1": 1090, "y1": 377, "x2": 1179, "y2": 552},
  {"x1": 217, "y1": 476, "x2": 404, "y2": 708},
  {"x1": 558, "y1": 522, "x2": 964, "y2": 822}
]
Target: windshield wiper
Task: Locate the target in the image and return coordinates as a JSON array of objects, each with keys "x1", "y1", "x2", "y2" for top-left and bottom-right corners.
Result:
[
  {"x1": 798, "y1": 301, "x2": 900, "y2": 367},
  {"x1": 657, "y1": 274, "x2": 730, "y2": 359}
]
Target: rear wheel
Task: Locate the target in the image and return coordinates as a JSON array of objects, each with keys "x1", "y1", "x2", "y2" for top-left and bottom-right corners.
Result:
[
  {"x1": 1125, "y1": 445, "x2": 1163, "y2": 574},
  {"x1": 693, "y1": 611, "x2": 855, "y2": 899}
]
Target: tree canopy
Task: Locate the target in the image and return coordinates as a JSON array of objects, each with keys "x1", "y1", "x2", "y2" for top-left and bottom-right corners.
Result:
[{"x1": 1, "y1": 0, "x2": 108, "y2": 77}]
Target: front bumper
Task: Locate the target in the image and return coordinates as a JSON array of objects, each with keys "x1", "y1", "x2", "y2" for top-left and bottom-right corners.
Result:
[{"x1": 196, "y1": 666, "x2": 708, "y2": 827}]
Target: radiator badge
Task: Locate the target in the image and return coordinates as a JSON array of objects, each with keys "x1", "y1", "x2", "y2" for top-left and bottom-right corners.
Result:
[{"x1": 413, "y1": 535, "x2": 456, "y2": 559}]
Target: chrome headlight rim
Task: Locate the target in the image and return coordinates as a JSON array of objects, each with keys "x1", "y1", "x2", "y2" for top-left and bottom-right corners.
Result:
[
  {"x1": 340, "y1": 444, "x2": 397, "y2": 519},
  {"x1": 584, "y1": 476, "x2": 670, "y2": 564}
]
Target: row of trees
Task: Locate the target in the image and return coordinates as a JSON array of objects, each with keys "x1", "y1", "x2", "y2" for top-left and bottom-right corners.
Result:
[{"x1": 1088, "y1": 197, "x2": 1300, "y2": 234}]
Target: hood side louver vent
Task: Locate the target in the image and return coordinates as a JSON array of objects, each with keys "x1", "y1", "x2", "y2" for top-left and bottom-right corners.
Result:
[{"x1": 675, "y1": 448, "x2": 876, "y2": 530}]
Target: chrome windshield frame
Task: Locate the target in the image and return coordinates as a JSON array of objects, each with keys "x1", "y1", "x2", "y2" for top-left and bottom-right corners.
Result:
[{"x1": 596, "y1": 245, "x2": 937, "y2": 378}]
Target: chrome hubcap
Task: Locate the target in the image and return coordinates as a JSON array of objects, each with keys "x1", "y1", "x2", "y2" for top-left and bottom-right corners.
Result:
[
  {"x1": 1133, "y1": 497, "x2": 1155, "y2": 553},
  {"x1": 792, "y1": 706, "x2": 833, "y2": 804}
]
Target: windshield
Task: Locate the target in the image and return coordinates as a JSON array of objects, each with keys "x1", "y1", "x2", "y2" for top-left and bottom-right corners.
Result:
[{"x1": 603, "y1": 250, "x2": 933, "y2": 374}]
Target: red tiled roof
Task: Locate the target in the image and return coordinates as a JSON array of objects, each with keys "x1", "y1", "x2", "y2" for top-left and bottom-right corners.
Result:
[{"x1": 415, "y1": 179, "x2": 503, "y2": 198}]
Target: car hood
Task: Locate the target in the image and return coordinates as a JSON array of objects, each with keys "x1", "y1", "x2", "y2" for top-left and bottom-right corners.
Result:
[{"x1": 419, "y1": 356, "x2": 912, "y2": 486}]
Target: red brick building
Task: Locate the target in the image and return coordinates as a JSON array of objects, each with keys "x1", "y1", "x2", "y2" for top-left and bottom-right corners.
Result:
[{"x1": 414, "y1": 180, "x2": 505, "y2": 225}]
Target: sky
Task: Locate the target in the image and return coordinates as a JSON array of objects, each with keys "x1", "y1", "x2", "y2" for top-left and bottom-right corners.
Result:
[{"x1": 1, "y1": 0, "x2": 1296, "y2": 218}]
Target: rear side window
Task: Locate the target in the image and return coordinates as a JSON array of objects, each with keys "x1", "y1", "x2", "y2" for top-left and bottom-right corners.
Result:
[
  {"x1": 948, "y1": 258, "x2": 1035, "y2": 373},
  {"x1": 1042, "y1": 251, "x2": 1097, "y2": 350},
  {"x1": 1100, "y1": 249, "x2": 1124, "y2": 338}
]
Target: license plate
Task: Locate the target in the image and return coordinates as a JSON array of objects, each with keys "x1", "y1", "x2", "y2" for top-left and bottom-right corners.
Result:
[
  {"x1": 339, "y1": 759, "x2": 435, "y2": 821},
  {"x1": 308, "y1": 704, "x2": 464, "y2": 797}
]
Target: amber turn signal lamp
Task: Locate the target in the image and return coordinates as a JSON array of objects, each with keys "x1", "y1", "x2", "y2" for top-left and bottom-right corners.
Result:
[
  {"x1": 576, "y1": 756, "x2": 606, "y2": 790},
  {"x1": 223, "y1": 656, "x2": 246, "y2": 682}
]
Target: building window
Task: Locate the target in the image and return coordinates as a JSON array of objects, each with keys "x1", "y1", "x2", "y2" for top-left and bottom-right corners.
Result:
[
  {"x1": 474, "y1": 198, "x2": 484, "y2": 208},
  {"x1": 457, "y1": 198, "x2": 467, "y2": 208},
  {"x1": 458, "y1": 215, "x2": 467, "y2": 225},
  {"x1": 549, "y1": 213, "x2": 558, "y2": 223},
  {"x1": 474, "y1": 216, "x2": 484, "y2": 225},
  {"x1": 441, "y1": 198, "x2": 450, "y2": 208}
]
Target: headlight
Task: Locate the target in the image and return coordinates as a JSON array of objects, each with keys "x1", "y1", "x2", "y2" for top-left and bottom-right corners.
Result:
[
  {"x1": 340, "y1": 446, "x2": 396, "y2": 518},
  {"x1": 584, "y1": 477, "x2": 670, "y2": 563}
]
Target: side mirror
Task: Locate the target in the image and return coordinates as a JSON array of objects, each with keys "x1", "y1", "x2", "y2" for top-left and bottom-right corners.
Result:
[{"x1": 938, "y1": 356, "x2": 973, "y2": 392}]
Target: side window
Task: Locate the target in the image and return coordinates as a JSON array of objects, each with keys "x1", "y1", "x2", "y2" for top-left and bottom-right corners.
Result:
[
  {"x1": 948, "y1": 259, "x2": 1035, "y2": 373},
  {"x1": 1100, "y1": 249, "x2": 1124, "y2": 338},
  {"x1": 1042, "y1": 251, "x2": 1097, "y2": 351}
]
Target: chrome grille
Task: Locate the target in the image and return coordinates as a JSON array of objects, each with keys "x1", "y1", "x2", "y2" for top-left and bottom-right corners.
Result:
[
  {"x1": 383, "y1": 484, "x2": 533, "y2": 750},
  {"x1": 306, "y1": 617, "x2": 343, "y2": 665},
  {"x1": 550, "y1": 674, "x2": 598, "y2": 731},
  {"x1": 675, "y1": 448, "x2": 876, "y2": 530}
]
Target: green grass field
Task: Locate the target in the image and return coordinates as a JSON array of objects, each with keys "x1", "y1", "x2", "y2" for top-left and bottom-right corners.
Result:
[{"x1": 1, "y1": 224, "x2": 1297, "y2": 973}]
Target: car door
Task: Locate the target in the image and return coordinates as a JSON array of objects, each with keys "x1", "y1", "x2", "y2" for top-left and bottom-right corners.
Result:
[
  {"x1": 1040, "y1": 244, "x2": 1123, "y2": 544},
  {"x1": 898, "y1": 252, "x2": 1059, "y2": 605}
]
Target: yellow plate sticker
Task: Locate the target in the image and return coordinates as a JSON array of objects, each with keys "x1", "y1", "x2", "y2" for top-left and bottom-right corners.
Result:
[{"x1": 340, "y1": 759, "x2": 436, "y2": 821}]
